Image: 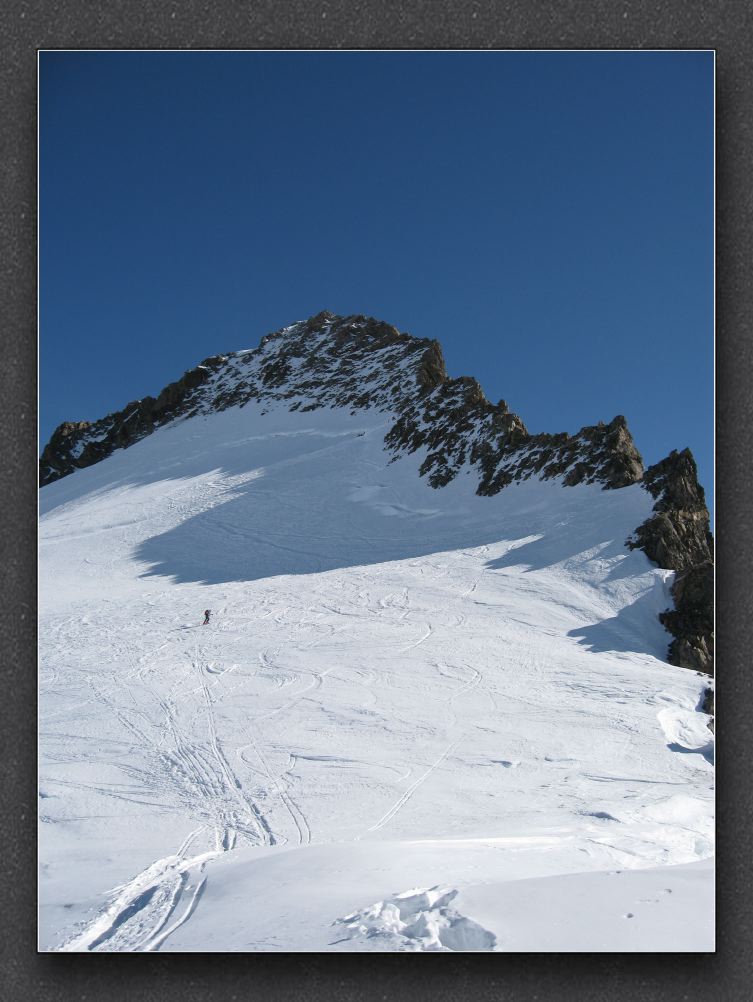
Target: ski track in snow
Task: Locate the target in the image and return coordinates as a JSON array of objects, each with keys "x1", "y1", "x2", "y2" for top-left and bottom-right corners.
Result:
[
  {"x1": 367, "y1": 737, "x2": 464, "y2": 833},
  {"x1": 39, "y1": 403, "x2": 714, "y2": 952}
]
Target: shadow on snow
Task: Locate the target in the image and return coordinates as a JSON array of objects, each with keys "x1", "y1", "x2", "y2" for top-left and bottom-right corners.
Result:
[{"x1": 42, "y1": 410, "x2": 667, "y2": 661}]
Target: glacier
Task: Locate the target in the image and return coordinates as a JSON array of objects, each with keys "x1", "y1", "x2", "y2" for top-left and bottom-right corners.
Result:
[{"x1": 39, "y1": 352, "x2": 714, "y2": 952}]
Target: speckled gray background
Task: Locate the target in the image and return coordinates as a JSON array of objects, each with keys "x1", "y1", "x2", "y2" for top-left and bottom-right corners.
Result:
[{"x1": 2, "y1": 2, "x2": 750, "y2": 998}]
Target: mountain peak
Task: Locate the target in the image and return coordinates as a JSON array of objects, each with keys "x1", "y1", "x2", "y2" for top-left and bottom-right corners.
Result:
[
  {"x1": 38, "y1": 312, "x2": 444, "y2": 487},
  {"x1": 39, "y1": 310, "x2": 713, "y2": 674},
  {"x1": 39, "y1": 311, "x2": 644, "y2": 497}
]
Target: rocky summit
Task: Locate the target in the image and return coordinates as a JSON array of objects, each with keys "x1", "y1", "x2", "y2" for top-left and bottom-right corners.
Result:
[{"x1": 40, "y1": 311, "x2": 713, "y2": 675}]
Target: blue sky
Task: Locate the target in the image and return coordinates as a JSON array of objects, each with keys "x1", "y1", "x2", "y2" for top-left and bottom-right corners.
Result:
[{"x1": 40, "y1": 51, "x2": 713, "y2": 510}]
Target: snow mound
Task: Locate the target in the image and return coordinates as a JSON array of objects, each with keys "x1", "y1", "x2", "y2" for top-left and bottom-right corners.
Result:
[
  {"x1": 657, "y1": 705, "x2": 714, "y2": 763},
  {"x1": 333, "y1": 886, "x2": 497, "y2": 952}
]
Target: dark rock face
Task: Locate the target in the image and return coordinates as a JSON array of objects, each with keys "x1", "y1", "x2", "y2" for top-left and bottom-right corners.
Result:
[
  {"x1": 416, "y1": 341, "x2": 448, "y2": 392},
  {"x1": 659, "y1": 561, "x2": 713, "y2": 673},
  {"x1": 40, "y1": 311, "x2": 712, "y2": 676},
  {"x1": 628, "y1": 449, "x2": 714, "y2": 675}
]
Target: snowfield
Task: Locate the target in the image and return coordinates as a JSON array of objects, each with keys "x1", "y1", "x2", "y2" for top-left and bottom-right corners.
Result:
[{"x1": 39, "y1": 402, "x2": 714, "y2": 951}]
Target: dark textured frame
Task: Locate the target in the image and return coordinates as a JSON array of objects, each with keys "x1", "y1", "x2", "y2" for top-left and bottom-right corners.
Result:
[{"x1": 3, "y1": 3, "x2": 749, "y2": 998}]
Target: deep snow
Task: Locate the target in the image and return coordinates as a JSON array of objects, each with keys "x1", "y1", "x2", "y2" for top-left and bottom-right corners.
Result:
[{"x1": 39, "y1": 401, "x2": 714, "y2": 951}]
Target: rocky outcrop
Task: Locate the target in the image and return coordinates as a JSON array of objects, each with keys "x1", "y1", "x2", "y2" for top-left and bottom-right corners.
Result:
[
  {"x1": 40, "y1": 311, "x2": 712, "y2": 675},
  {"x1": 629, "y1": 449, "x2": 713, "y2": 571},
  {"x1": 416, "y1": 341, "x2": 448, "y2": 392},
  {"x1": 700, "y1": 685, "x2": 714, "y2": 731},
  {"x1": 628, "y1": 449, "x2": 714, "y2": 675},
  {"x1": 659, "y1": 561, "x2": 713, "y2": 673}
]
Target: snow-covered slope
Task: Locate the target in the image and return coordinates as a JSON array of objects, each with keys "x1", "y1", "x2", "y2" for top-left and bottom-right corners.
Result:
[{"x1": 39, "y1": 323, "x2": 714, "y2": 953}]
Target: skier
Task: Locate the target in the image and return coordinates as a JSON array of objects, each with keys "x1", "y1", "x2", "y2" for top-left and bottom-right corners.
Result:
[{"x1": 203, "y1": 609, "x2": 211, "y2": 626}]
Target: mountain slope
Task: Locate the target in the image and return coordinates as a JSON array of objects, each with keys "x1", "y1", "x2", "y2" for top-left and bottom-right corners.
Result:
[
  {"x1": 40, "y1": 311, "x2": 714, "y2": 674},
  {"x1": 39, "y1": 315, "x2": 714, "y2": 952}
]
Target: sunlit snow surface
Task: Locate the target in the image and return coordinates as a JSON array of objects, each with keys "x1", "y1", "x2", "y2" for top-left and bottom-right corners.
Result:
[{"x1": 39, "y1": 403, "x2": 714, "y2": 951}]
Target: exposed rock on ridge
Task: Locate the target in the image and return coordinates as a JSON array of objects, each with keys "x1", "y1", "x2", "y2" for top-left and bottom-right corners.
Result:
[
  {"x1": 40, "y1": 311, "x2": 712, "y2": 675},
  {"x1": 386, "y1": 394, "x2": 643, "y2": 493}
]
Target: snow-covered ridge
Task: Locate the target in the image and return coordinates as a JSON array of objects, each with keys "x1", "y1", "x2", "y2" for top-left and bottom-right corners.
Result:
[
  {"x1": 40, "y1": 310, "x2": 641, "y2": 496},
  {"x1": 40, "y1": 312, "x2": 441, "y2": 486}
]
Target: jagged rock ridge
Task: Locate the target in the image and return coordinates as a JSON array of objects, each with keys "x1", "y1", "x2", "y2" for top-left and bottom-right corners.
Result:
[
  {"x1": 39, "y1": 312, "x2": 644, "y2": 494},
  {"x1": 40, "y1": 311, "x2": 713, "y2": 675}
]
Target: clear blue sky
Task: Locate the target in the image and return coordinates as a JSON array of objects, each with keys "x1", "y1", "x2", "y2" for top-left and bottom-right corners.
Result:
[{"x1": 40, "y1": 51, "x2": 714, "y2": 511}]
